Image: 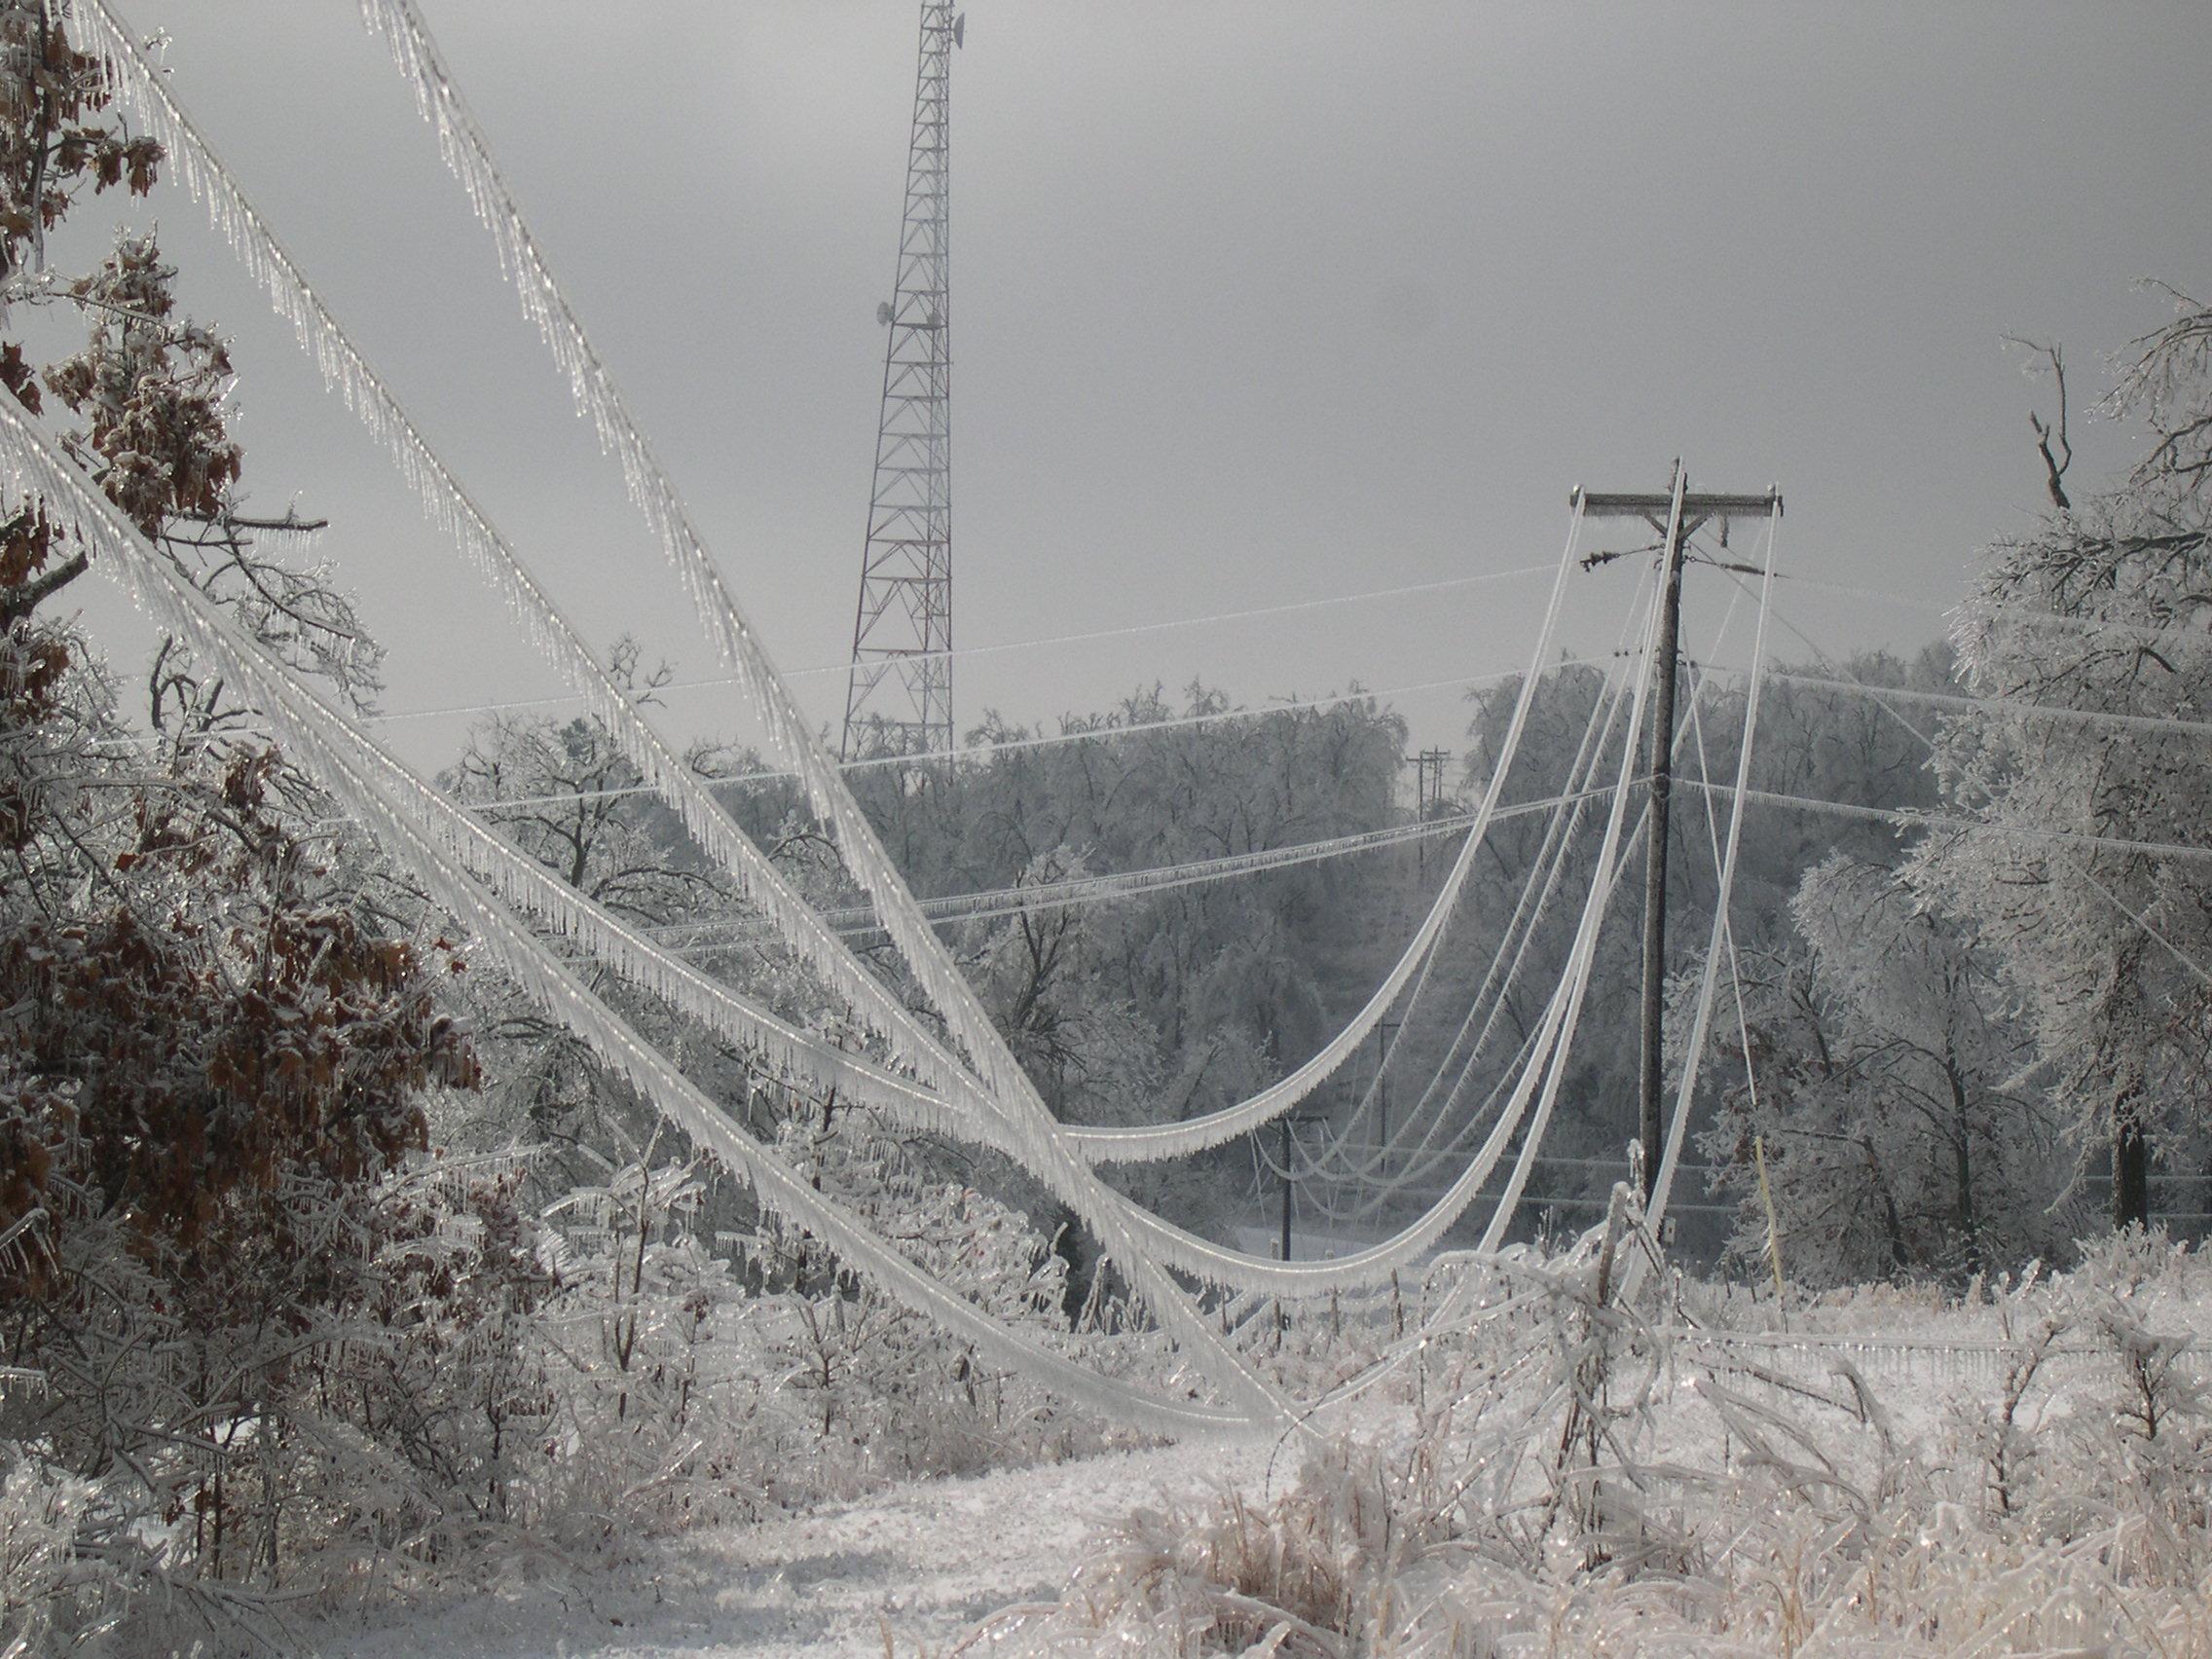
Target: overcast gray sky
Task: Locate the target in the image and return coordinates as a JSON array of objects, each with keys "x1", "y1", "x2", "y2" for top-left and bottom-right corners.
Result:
[{"x1": 86, "y1": 1, "x2": 2212, "y2": 770}]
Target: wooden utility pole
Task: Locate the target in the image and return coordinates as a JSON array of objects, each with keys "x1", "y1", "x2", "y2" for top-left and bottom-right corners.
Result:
[
  {"x1": 1575, "y1": 470, "x2": 1782, "y2": 1198},
  {"x1": 1375, "y1": 1018, "x2": 1399, "y2": 1157},
  {"x1": 1274, "y1": 1112, "x2": 1329, "y2": 1264},
  {"x1": 1638, "y1": 466, "x2": 1690, "y2": 1210},
  {"x1": 1406, "y1": 749, "x2": 1451, "y2": 869}
]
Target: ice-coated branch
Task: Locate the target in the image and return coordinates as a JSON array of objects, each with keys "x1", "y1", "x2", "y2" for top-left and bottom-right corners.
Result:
[{"x1": 0, "y1": 392, "x2": 1280, "y2": 1436}]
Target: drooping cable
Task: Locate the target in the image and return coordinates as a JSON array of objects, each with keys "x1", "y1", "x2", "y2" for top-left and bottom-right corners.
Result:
[
  {"x1": 1680, "y1": 663, "x2": 1767, "y2": 1144},
  {"x1": 85, "y1": 0, "x2": 1675, "y2": 1314},
  {"x1": 73, "y1": 0, "x2": 982, "y2": 1111},
  {"x1": 1057, "y1": 504, "x2": 1591, "y2": 1164},
  {"x1": 0, "y1": 397, "x2": 1280, "y2": 1437},
  {"x1": 278, "y1": 0, "x2": 1594, "y2": 1203},
  {"x1": 341, "y1": 0, "x2": 1161, "y2": 1113},
  {"x1": 1090, "y1": 582, "x2": 1663, "y2": 1294},
  {"x1": 73, "y1": 0, "x2": 1622, "y2": 1339},
  {"x1": 1307, "y1": 672, "x2": 1664, "y2": 1218},
  {"x1": 1287, "y1": 572, "x2": 1657, "y2": 1208},
  {"x1": 49, "y1": 5, "x2": 1291, "y2": 1362},
  {"x1": 1292, "y1": 558, "x2": 1698, "y2": 1217},
  {"x1": 1277, "y1": 680, "x2": 1628, "y2": 1208}
]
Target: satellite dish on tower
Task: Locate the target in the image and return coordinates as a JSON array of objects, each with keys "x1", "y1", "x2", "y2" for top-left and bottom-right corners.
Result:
[
  {"x1": 953, "y1": 14, "x2": 966, "y2": 48},
  {"x1": 876, "y1": 301, "x2": 895, "y2": 326}
]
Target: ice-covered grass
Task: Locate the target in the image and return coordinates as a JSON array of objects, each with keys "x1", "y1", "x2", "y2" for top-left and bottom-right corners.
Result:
[
  {"x1": 281, "y1": 1230, "x2": 2212, "y2": 1657},
  {"x1": 991, "y1": 1228, "x2": 2212, "y2": 1656}
]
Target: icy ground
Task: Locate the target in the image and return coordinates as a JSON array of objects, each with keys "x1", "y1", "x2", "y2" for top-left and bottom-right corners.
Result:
[{"x1": 315, "y1": 1430, "x2": 1283, "y2": 1658}]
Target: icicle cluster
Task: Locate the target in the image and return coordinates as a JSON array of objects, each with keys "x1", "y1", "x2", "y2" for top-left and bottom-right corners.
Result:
[
  {"x1": 0, "y1": 400, "x2": 1261, "y2": 1439},
  {"x1": 71, "y1": 0, "x2": 980, "y2": 1114}
]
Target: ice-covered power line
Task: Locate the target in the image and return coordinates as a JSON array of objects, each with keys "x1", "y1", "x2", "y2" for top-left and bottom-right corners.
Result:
[
  {"x1": 86, "y1": 0, "x2": 2096, "y2": 1406},
  {"x1": 355, "y1": 562, "x2": 1560, "y2": 728},
  {"x1": 1052, "y1": 502, "x2": 1599, "y2": 1172},
  {"x1": 72, "y1": 0, "x2": 994, "y2": 1114},
  {"x1": 81, "y1": 654, "x2": 1599, "y2": 802},
  {"x1": 650, "y1": 786, "x2": 1614, "y2": 945},
  {"x1": 82, "y1": 0, "x2": 1311, "y2": 1409},
  {"x1": 70, "y1": 0, "x2": 2212, "y2": 1431},
  {"x1": 350, "y1": 0, "x2": 1631, "y2": 1314},
  {"x1": 1765, "y1": 666, "x2": 2212, "y2": 747},
  {"x1": 1682, "y1": 780, "x2": 2212, "y2": 866},
  {"x1": 96, "y1": 0, "x2": 1635, "y2": 1306},
  {"x1": 1287, "y1": 585, "x2": 1660, "y2": 1211},
  {"x1": 1788, "y1": 569, "x2": 2212, "y2": 653},
  {"x1": 1305, "y1": 553, "x2": 1763, "y2": 1215},
  {"x1": 0, "y1": 395, "x2": 1278, "y2": 1436}
]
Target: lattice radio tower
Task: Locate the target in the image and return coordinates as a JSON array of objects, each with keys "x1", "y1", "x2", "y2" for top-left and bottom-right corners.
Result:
[{"x1": 842, "y1": 3, "x2": 964, "y2": 761}]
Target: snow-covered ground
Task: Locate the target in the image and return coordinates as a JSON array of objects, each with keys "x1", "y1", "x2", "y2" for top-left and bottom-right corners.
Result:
[
  {"x1": 315, "y1": 1430, "x2": 1283, "y2": 1659},
  {"x1": 307, "y1": 1243, "x2": 2212, "y2": 1659}
]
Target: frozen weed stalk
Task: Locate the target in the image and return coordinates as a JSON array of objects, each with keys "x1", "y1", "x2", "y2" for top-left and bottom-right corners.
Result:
[{"x1": 997, "y1": 1236, "x2": 2212, "y2": 1654}]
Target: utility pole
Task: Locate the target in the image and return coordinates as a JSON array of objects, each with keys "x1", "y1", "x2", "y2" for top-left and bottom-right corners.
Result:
[
  {"x1": 1406, "y1": 749, "x2": 1451, "y2": 869},
  {"x1": 1575, "y1": 469, "x2": 1782, "y2": 1198}
]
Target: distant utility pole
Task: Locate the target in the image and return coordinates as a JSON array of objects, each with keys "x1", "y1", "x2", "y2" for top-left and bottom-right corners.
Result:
[
  {"x1": 1575, "y1": 467, "x2": 1783, "y2": 1199},
  {"x1": 1276, "y1": 1113, "x2": 1328, "y2": 1264},
  {"x1": 1375, "y1": 1018, "x2": 1399, "y2": 1159},
  {"x1": 1406, "y1": 749, "x2": 1451, "y2": 869}
]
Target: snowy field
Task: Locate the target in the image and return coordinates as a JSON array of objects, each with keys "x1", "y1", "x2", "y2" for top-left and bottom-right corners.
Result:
[
  {"x1": 313, "y1": 1432, "x2": 1284, "y2": 1658},
  {"x1": 302, "y1": 1237, "x2": 2212, "y2": 1659}
]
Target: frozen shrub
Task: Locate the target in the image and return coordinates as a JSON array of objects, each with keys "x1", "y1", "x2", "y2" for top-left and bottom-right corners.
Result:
[
  {"x1": 0, "y1": 1453, "x2": 118, "y2": 1656},
  {"x1": 1000, "y1": 1236, "x2": 2212, "y2": 1657}
]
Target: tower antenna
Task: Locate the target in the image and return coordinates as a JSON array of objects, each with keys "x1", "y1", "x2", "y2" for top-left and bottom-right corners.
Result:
[{"x1": 842, "y1": 4, "x2": 964, "y2": 761}]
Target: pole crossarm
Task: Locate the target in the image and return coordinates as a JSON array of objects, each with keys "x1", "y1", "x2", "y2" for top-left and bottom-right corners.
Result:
[
  {"x1": 1573, "y1": 487, "x2": 1784, "y2": 521},
  {"x1": 1572, "y1": 487, "x2": 1783, "y2": 555}
]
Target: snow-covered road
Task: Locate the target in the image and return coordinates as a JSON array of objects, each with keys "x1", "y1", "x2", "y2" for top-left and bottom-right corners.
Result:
[{"x1": 317, "y1": 1430, "x2": 1285, "y2": 1658}]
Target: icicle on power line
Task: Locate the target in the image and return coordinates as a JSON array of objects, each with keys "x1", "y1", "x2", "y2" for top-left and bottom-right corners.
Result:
[
  {"x1": 73, "y1": 0, "x2": 988, "y2": 1111},
  {"x1": 0, "y1": 395, "x2": 1285, "y2": 1436}
]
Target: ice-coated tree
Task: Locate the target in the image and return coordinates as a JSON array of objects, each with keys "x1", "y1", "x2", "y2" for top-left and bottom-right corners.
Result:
[
  {"x1": 1909, "y1": 299, "x2": 2212, "y2": 1230},
  {"x1": 1701, "y1": 854, "x2": 2070, "y2": 1286},
  {"x1": 0, "y1": 12, "x2": 484, "y2": 1630},
  {"x1": 438, "y1": 644, "x2": 776, "y2": 1186},
  {"x1": 958, "y1": 844, "x2": 1160, "y2": 1124}
]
